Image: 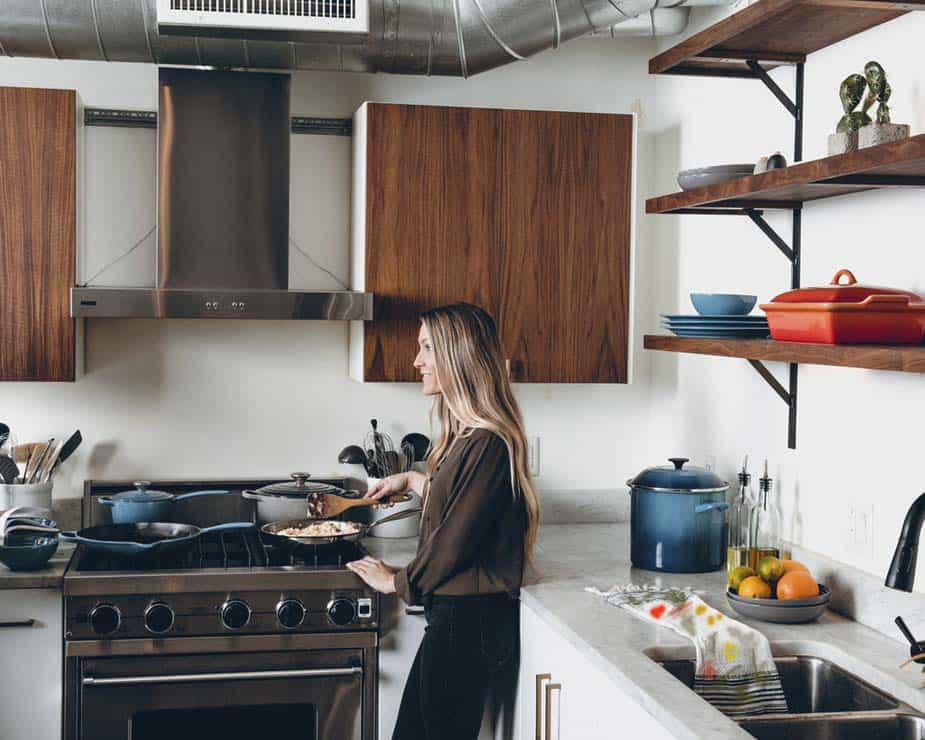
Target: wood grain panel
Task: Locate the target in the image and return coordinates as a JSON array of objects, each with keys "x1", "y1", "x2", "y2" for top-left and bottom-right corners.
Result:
[
  {"x1": 0, "y1": 88, "x2": 76, "y2": 382},
  {"x1": 362, "y1": 104, "x2": 501, "y2": 382},
  {"x1": 644, "y1": 335, "x2": 925, "y2": 373},
  {"x1": 647, "y1": 133, "x2": 925, "y2": 213},
  {"x1": 499, "y1": 111, "x2": 632, "y2": 383}
]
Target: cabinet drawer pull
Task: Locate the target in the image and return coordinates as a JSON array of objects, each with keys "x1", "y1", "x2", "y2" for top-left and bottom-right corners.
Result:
[
  {"x1": 535, "y1": 673, "x2": 551, "y2": 740},
  {"x1": 0, "y1": 619, "x2": 36, "y2": 629},
  {"x1": 545, "y1": 682, "x2": 561, "y2": 740},
  {"x1": 405, "y1": 606, "x2": 425, "y2": 616}
]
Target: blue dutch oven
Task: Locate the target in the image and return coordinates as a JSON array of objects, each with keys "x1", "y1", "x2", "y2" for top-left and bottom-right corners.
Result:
[
  {"x1": 626, "y1": 458, "x2": 730, "y2": 573},
  {"x1": 99, "y1": 482, "x2": 230, "y2": 524}
]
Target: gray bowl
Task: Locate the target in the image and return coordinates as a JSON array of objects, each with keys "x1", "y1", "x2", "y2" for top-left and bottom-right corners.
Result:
[
  {"x1": 726, "y1": 584, "x2": 830, "y2": 624},
  {"x1": 677, "y1": 164, "x2": 756, "y2": 191}
]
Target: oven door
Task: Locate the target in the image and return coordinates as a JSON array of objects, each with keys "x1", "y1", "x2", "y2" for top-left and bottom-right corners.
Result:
[{"x1": 66, "y1": 633, "x2": 377, "y2": 740}]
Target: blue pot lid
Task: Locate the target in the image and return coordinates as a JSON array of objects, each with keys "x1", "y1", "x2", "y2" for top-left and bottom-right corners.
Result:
[
  {"x1": 627, "y1": 458, "x2": 728, "y2": 493},
  {"x1": 109, "y1": 481, "x2": 174, "y2": 503}
]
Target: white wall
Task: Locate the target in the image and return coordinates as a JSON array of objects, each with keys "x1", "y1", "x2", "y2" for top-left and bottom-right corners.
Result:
[
  {"x1": 0, "y1": 39, "x2": 658, "y2": 500},
  {"x1": 650, "y1": 11, "x2": 925, "y2": 582}
]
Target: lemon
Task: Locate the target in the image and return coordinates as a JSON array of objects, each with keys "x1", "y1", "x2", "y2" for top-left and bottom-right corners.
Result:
[
  {"x1": 728, "y1": 565, "x2": 756, "y2": 591},
  {"x1": 757, "y1": 556, "x2": 785, "y2": 583}
]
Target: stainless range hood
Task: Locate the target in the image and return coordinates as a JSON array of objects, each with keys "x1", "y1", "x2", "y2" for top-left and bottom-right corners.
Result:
[{"x1": 72, "y1": 68, "x2": 372, "y2": 320}]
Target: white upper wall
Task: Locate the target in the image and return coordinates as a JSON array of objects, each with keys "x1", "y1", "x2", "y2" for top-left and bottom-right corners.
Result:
[
  {"x1": 0, "y1": 38, "x2": 658, "y2": 499},
  {"x1": 651, "y1": 9, "x2": 925, "y2": 581}
]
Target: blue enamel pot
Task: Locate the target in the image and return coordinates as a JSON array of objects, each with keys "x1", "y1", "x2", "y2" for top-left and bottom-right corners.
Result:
[
  {"x1": 98, "y1": 482, "x2": 230, "y2": 524},
  {"x1": 626, "y1": 458, "x2": 730, "y2": 573}
]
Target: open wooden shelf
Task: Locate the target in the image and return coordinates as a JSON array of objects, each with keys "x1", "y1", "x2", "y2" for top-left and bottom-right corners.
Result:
[
  {"x1": 644, "y1": 335, "x2": 925, "y2": 373},
  {"x1": 649, "y1": 0, "x2": 925, "y2": 77},
  {"x1": 646, "y1": 134, "x2": 925, "y2": 213}
]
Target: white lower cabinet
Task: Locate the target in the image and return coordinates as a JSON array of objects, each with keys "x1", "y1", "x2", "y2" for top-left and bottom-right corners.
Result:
[
  {"x1": 0, "y1": 588, "x2": 62, "y2": 740},
  {"x1": 515, "y1": 603, "x2": 673, "y2": 740}
]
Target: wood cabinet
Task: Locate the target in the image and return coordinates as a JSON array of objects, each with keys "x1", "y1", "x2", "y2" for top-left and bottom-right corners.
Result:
[
  {"x1": 351, "y1": 103, "x2": 632, "y2": 384},
  {"x1": 0, "y1": 87, "x2": 76, "y2": 382},
  {"x1": 515, "y1": 602, "x2": 672, "y2": 740},
  {"x1": 0, "y1": 589, "x2": 63, "y2": 740}
]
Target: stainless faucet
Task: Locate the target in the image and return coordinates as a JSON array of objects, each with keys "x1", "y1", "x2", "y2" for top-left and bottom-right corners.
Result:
[{"x1": 886, "y1": 493, "x2": 925, "y2": 592}]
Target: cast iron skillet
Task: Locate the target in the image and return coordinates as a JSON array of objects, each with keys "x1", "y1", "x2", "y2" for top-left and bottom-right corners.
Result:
[{"x1": 59, "y1": 521, "x2": 255, "y2": 558}]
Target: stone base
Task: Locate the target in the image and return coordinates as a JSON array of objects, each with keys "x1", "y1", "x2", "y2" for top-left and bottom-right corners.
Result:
[
  {"x1": 828, "y1": 131, "x2": 859, "y2": 156},
  {"x1": 859, "y1": 123, "x2": 911, "y2": 149}
]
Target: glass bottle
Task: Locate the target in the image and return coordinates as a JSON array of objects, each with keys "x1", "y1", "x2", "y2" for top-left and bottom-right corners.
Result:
[
  {"x1": 748, "y1": 459, "x2": 781, "y2": 570},
  {"x1": 726, "y1": 456, "x2": 753, "y2": 578}
]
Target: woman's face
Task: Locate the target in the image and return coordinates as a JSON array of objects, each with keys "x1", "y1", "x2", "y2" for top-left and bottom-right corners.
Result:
[{"x1": 414, "y1": 323, "x2": 441, "y2": 395}]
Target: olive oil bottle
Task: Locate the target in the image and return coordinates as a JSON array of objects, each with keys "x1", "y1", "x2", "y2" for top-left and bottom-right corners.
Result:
[
  {"x1": 727, "y1": 456, "x2": 753, "y2": 578},
  {"x1": 748, "y1": 459, "x2": 781, "y2": 570}
]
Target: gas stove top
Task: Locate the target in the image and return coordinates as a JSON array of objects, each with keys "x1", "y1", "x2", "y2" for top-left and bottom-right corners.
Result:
[{"x1": 64, "y1": 478, "x2": 379, "y2": 640}]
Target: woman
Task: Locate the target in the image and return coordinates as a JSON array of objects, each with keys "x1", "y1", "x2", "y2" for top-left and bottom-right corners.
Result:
[{"x1": 347, "y1": 303, "x2": 540, "y2": 740}]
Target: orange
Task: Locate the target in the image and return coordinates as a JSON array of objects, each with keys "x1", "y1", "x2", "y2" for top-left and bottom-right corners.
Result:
[
  {"x1": 776, "y1": 571, "x2": 820, "y2": 601},
  {"x1": 780, "y1": 559, "x2": 809, "y2": 575},
  {"x1": 738, "y1": 576, "x2": 772, "y2": 599}
]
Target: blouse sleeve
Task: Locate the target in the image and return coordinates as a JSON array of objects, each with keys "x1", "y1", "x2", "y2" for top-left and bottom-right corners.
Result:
[{"x1": 394, "y1": 432, "x2": 511, "y2": 605}]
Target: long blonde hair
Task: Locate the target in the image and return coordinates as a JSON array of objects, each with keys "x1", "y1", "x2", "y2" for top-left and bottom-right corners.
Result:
[{"x1": 420, "y1": 303, "x2": 540, "y2": 561}]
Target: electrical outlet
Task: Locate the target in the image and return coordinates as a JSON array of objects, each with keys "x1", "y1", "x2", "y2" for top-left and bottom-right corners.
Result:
[
  {"x1": 528, "y1": 436, "x2": 540, "y2": 477},
  {"x1": 846, "y1": 502, "x2": 875, "y2": 561}
]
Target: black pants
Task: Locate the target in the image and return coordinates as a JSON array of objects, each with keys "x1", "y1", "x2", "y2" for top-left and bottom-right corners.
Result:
[{"x1": 392, "y1": 593, "x2": 520, "y2": 740}]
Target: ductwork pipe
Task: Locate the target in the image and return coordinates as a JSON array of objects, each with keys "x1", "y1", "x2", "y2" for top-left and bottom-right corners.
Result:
[{"x1": 0, "y1": 0, "x2": 730, "y2": 77}]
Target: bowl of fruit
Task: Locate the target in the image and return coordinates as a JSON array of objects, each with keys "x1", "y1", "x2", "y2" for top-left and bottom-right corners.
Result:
[{"x1": 726, "y1": 556, "x2": 830, "y2": 624}]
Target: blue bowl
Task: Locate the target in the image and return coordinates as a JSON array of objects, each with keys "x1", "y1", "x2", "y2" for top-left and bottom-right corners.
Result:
[
  {"x1": 0, "y1": 535, "x2": 59, "y2": 572},
  {"x1": 690, "y1": 293, "x2": 757, "y2": 316}
]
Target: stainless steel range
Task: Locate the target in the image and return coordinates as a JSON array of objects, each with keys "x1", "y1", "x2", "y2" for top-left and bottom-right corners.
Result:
[{"x1": 63, "y1": 478, "x2": 379, "y2": 740}]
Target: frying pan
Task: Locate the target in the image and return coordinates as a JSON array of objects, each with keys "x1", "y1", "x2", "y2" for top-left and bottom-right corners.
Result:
[
  {"x1": 59, "y1": 521, "x2": 255, "y2": 558},
  {"x1": 261, "y1": 507, "x2": 422, "y2": 548}
]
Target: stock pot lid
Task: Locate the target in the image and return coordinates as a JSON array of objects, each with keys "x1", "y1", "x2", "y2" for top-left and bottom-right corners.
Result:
[
  {"x1": 627, "y1": 458, "x2": 728, "y2": 494},
  {"x1": 255, "y1": 473, "x2": 344, "y2": 498},
  {"x1": 109, "y1": 481, "x2": 173, "y2": 502}
]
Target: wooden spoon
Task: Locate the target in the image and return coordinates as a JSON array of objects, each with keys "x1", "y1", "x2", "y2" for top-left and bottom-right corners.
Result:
[{"x1": 313, "y1": 491, "x2": 413, "y2": 519}]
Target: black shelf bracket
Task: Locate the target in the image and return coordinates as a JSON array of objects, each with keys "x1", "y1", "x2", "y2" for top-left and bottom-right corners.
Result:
[
  {"x1": 746, "y1": 60, "x2": 804, "y2": 163},
  {"x1": 747, "y1": 360, "x2": 798, "y2": 449}
]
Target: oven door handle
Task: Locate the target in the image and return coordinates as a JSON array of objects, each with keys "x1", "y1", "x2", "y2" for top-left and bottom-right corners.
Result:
[{"x1": 82, "y1": 666, "x2": 363, "y2": 687}]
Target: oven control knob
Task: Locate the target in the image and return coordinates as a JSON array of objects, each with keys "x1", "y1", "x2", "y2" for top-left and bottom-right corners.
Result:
[
  {"x1": 221, "y1": 599, "x2": 251, "y2": 630},
  {"x1": 89, "y1": 604, "x2": 121, "y2": 636},
  {"x1": 327, "y1": 598, "x2": 357, "y2": 626},
  {"x1": 144, "y1": 601, "x2": 175, "y2": 634},
  {"x1": 276, "y1": 599, "x2": 306, "y2": 629}
]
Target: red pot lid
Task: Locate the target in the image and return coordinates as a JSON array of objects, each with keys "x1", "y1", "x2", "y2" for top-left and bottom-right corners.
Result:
[{"x1": 771, "y1": 269, "x2": 922, "y2": 304}]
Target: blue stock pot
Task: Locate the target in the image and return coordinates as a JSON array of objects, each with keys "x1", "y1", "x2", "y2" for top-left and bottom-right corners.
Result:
[{"x1": 626, "y1": 458, "x2": 730, "y2": 573}]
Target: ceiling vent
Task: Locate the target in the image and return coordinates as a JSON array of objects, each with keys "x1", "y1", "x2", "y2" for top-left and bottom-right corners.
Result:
[{"x1": 156, "y1": 0, "x2": 369, "y2": 43}]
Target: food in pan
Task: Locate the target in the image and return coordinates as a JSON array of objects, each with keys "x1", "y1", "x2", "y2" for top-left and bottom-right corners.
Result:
[{"x1": 276, "y1": 520, "x2": 361, "y2": 537}]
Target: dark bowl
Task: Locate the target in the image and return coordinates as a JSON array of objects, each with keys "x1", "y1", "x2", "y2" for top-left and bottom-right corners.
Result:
[
  {"x1": 0, "y1": 534, "x2": 59, "y2": 572},
  {"x1": 726, "y1": 583, "x2": 830, "y2": 623}
]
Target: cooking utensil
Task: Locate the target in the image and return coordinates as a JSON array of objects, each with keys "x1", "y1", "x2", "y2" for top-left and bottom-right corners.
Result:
[
  {"x1": 312, "y1": 491, "x2": 412, "y2": 518},
  {"x1": 261, "y1": 507, "x2": 422, "y2": 549},
  {"x1": 98, "y1": 482, "x2": 231, "y2": 524},
  {"x1": 49, "y1": 430, "x2": 81, "y2": 477},
  {"x1": 400, "y1": 442, "x2": 415, "y2": 473},
  {"x1": 338, "y1": 445, "x2": 368, "y2": 465},
  {"x1": 0, "y1": 423, "x2": 9, "y2": 450},
  {"x1": 35, "y1": 439, "x2": 63, "y2": 483},
  {"x1": 401, "y1": 433, "x2": 430, "y2": 462},
  {"x1": 626, "y1": 457, "x2": 730, "y2": 573},
  {"x1": 689, "y1": 293, "x2": 757, "y2": 316},
  {"x1": 365, "y1": 419, "x2": 397, "y2": 477},
  {"x1": 761, "y1": 269, "x2": 925, "y2": 344},
  {"x1": 726, "y1": 584, "x2": 830, "y2": 623},
  {"x1": 12, "y1": 443, "x2": 38, "y2": 482},
  {"x1": 0, "y1": 456, "x2": 18, "y2": 485},
  {"x1": 59, "y1": 521, "x2": 255, "y2": 558},
  {"x1": 242, "y1": 473, "x2": 363, "y2": 524}
]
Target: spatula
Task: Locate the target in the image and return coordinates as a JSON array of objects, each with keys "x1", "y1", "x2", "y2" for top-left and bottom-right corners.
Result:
[{"x1": 312, "y1": 491, "x2": 413, "y2": 519}]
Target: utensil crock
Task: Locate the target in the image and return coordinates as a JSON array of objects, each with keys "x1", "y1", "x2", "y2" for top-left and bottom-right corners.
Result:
[{"x1": 0, "y1": 482, "x2": 53, "y2": 511}]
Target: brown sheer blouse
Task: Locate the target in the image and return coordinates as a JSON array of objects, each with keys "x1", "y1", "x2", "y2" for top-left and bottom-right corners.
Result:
[{"x1": 393, "y1": 428, "x2": 527, "y2": 606}]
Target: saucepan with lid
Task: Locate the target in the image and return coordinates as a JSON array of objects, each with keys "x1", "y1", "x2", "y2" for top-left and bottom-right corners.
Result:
[
  {"x1": 626, "y1": 458, "x2": 729, "y2": 573},
  {"x1": 242, "y1": 473, "x2": 360, "y2": 523}
]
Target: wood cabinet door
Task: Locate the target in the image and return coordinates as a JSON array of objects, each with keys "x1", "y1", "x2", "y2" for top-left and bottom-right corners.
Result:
[
  {"x1": 361, "y1": 103, "x2": 501, "y2": 382},
  {"x1": 498, "y1": 110, "x2": 632, "y2": 383},
  {"x1": 0, "y1": 87, "x2": 76, "y2": 381}
]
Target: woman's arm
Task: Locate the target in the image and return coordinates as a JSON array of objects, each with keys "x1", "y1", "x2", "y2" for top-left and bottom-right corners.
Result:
[{"x1": 364, "y1": 470, "x2": 428, "y2": 501}]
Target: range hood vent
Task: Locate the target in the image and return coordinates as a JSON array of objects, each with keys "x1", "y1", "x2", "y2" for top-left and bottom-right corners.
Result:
[{"x1": 72, "y1": 68, "x2": 372, "y2": 321}]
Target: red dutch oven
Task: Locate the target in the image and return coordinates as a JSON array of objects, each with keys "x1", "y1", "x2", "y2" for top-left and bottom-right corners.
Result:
[{"x1": 760, "y1": 269, "x2": 925, "y2": 344}]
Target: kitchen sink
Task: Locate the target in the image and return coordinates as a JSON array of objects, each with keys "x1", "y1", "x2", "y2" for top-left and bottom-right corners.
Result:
[
  {"x1": 740, "y1": 713, "x2": 925, "y2": 740},
  {"x1": 658, "y1": 655, "x2": 899, "y2": 713}
]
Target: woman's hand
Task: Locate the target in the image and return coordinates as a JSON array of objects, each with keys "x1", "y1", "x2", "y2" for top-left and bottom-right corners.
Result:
[
  {"x1": 364, "y1": 471, "x2": 427, "y2": 504},
  {"x1": 347, "y1": 557, "x2": 399, "y2": 594}
]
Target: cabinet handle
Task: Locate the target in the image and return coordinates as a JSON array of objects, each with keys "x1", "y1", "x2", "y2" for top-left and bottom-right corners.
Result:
[
  {"x1": 545, "y1": 682, "x2": 561, "y2": 740},
  {"x1": 0, "y1": 619, "x2": 36, "y2": 629},
  {"x1": 535, "y1": 673, "x2": 551, "y2": 740},
  {"x1": 405, "y1": 606, "x2": 425, "y2": 616}
]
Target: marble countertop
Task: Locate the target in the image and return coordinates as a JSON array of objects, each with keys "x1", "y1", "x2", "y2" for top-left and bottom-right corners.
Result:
[{"x1": 0, "y1": 543, "x2": 73, "y2": 590}]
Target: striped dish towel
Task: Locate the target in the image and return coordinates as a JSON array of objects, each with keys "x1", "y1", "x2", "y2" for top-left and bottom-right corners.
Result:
[{"x1": 587, "y1": 585, "x2": 788, "y2": 718}]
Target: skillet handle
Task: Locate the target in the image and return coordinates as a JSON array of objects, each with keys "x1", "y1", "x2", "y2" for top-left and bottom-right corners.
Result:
[
  {"x1": 364, "y1": 508, "x2": 423, "y2": 533},
  {"x1": 172, "y1": 490, "x2": 230, "y2": 502},
  {"x1": 379, "y1": 492, "x2": 414, "y2": 506},
  {"x1": 241, "y1": 491, "x2": 260, "y2": 501},
  {"x1": 97, "y1": 497, "x2": 115, "y2": 507},
  {"x1": 198, "y1": 522, "x2": 256, "y2": 535},
  {"x1": 59, "y1": 531, "x2": 78, "y2": 542}
]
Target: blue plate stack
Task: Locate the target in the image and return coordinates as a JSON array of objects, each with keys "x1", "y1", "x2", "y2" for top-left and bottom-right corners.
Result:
[{"x1": 661, "y1": 293, "x2": 770, "y2": 339}]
